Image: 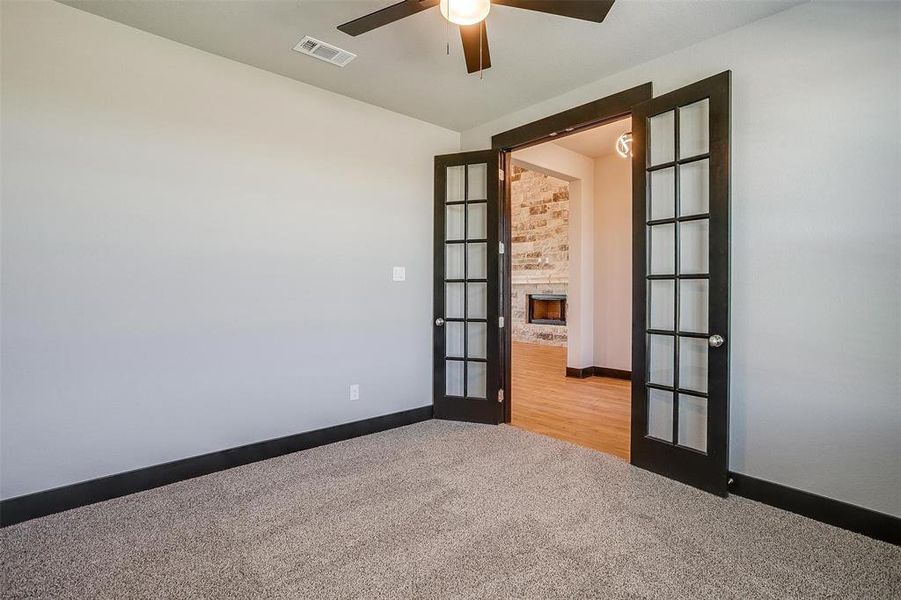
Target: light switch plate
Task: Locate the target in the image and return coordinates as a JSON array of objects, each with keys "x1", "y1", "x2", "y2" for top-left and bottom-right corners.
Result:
[
  {"x1": 349, "y1": 384, "x2": 360, "y2": 401},
  {"x1": 392, "y1": 266, "x2": 406, "y2": 281}
]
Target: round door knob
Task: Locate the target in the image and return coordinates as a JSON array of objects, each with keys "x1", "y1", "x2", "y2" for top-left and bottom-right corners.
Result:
[
  {"x1": 435, "y1": 318, "x2": 445, "y2": 327},
  {"x1": 709, "y1": 334, "x2": 725, "y2": 348}
]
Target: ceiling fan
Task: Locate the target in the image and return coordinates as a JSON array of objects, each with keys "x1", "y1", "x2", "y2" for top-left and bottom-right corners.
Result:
[{"x1": 337, "y1": 0, "x2": 615, "y2": 74}]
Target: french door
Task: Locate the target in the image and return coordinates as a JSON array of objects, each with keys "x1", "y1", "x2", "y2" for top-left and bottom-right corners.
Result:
[
  {"x1": 631, "y1": 72, "x2": 731, "y2": 495},
  {"x1": 433, "y1": 150, "x2": 503, "y2": 424}
]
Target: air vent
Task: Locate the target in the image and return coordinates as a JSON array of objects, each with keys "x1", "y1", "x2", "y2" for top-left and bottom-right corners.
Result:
[{"x1": 292, "y1": 36, "x2": 356, "y2": 67}]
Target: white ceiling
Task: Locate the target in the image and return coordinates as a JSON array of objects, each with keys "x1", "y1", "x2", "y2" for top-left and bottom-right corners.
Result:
[
  {"x1": 553, "y1": 117, "x2": 632, "y2": 159},
  {"x1": 59, "y1": 0, "x2": 803, "y2": 131}
]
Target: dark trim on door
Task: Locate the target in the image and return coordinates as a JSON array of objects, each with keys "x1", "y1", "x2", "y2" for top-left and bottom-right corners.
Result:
[
  {"x1": 491, "y1": 83, "x2": 653, "y2": 425},
  {"x1": 566, "y1": 366, "x2": 632, "y2": 380},
  {"x1": 491, "y1": 83, "x2": 652, "y2": 151},
  {"x1": 729, "y1": 472, "x2": 900, "y2": 546},
  {"x1": 0, "y1": 406, "x2": 433, "y2": 528}
]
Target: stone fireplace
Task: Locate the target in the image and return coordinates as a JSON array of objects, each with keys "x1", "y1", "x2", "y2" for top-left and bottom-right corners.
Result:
[
  {"x1": 510, "y1": 166, "x2": 569, "y2": 347},
  {"x1": 528, "y1": 294, "x2": 567, "y2": 325}
]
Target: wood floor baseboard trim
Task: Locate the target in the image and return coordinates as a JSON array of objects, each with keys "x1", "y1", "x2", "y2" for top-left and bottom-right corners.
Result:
[
  {"x1": 565, "y1": 366, "x2": 593, "y2": 378},
  {"x1": 591, "y1": 367, "x2": 631, "y2": 380},
  {"x1": 565, "y1": 366, "x2": 632, "y2": 380},
  {"x1": 728, "y1": 472, "x2": 900, "y2": 545},
  {"x1": 0, "y1": 406, "x2": 433, "y2": 528}
]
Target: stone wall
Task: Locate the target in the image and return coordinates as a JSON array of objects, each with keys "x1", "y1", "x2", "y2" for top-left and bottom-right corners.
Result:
[{"x1": 510, "y1": 166, "x2": 569, "y2": 346}]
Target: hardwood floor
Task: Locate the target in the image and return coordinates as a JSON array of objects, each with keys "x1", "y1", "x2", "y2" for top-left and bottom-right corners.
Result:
[{"x1": 511, "y1": 342, "x2": 631, "y2": 460}]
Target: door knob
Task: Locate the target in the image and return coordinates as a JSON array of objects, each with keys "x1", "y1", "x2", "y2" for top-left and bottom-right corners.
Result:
[
  {"x1": 708, "y1": 334, "x2": 724, "y2": 348},
  {"x1": 435, "y1": 318, "x2": 445, "y2": 327}
]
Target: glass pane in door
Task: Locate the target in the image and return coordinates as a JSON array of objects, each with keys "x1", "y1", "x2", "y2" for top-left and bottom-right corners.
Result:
[
  {"x1": 446, "y1": 322, "x2": 464, "y2": 358},
  {"x1": 649, "y1": 224, "x2": 675, "y2": 275},
  {"x1": 678, "y1": 99, "x2": 709, "y2": 158},
  {"x1": 467, "y1": 323, "x2": 487, "y2": 359},
  {"x1": 677, "y1": 394, "x2": 708, "y2": 452},
  {"x1": 467, "y1": 163, "x2": 488, "y2": 200},
  {"x1": 649, "y1": 111, "x2": 675, "y2": 166},
  {"x1": 648, "y1": 279, "x2": 675, "y2": 330},
  {"x1": 446, "y1": 166, "x2": 465, "y2": 202},
  {"x1": 467, "y1": 243, "x2": 487, "y2": 279},
  {"x1": 447, "y1": 205, "x2": 465, "y2": 240},
  {"x1": 679, "y1": 279, "x2": 709, "y2": 333},
  {"x1": 680, "y1": 219, "x2": 709, "y2": 275},
  {"x1": 446, "y1": 360, "x2": 464, "y2": 396},
  {"x1": 468, "y1": 203, "x2": 487, "y2": 239},
  {"x1": 648, "y1": 389, "x2": 674, "y2": 442},
  {"x1": 648, "y1": 334, "x2": 674, "y2": 386},
  {"x1": 649, "y1": 167, "x2": 675, "y2": 220},
  {"x1": 679, "y1": 338, "x2": 708, "y2": 394},
  {"x1": 446, "y1": 283, "x2": 464, "y2": 318},
  {"x1": 679, "y1": 160, "x2": 709, "y2": 216},
  {"x1": 467, "y1": 362, "x2": 487, "y2": 398},
  {"x1": 446, "y1": 245, "x2": 464, "y2": 279},
  {"x1": 467, "y1": 282, "x2": 487, "y2": 319}
]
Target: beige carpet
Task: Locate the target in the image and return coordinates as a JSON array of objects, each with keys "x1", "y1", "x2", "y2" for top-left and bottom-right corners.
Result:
[{"x1": 1, "y1": 420, "x2": 899, "y2": 599}]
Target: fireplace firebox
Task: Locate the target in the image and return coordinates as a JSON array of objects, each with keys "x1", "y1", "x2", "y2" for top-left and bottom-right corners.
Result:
[{"x1": 528, "y1": 294, "x2": 567, "y2": 326}]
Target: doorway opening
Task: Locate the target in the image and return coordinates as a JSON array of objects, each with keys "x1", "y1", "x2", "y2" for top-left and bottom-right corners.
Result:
[
  {"x1": 437, "y1": 76, "x2": 730, "y2": 494},
  {"x1": 507, "y1": 117, "x2": 634, "y2": 459}
]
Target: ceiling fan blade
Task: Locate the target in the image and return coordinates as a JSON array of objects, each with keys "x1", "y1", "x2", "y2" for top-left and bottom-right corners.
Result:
[
  {"x1": 460, "y1": 22, "x2": 491, "y2": 74},
  {"x1": 492, "y1": 0, "x2": 615, "y2": 23},
  {"x1": 338, "y1": 0, "x2": 438, "y2": 36}
]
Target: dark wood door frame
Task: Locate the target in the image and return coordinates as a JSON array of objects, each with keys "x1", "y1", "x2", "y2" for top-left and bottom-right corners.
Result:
[{"x1": 490, "y1": 82, "x2": 653, "y2": 424}]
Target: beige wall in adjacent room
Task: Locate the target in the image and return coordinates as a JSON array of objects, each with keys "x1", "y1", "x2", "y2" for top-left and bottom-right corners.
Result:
[{"x1": 593, "y1": 153, "x2": 632, "y2": 372}]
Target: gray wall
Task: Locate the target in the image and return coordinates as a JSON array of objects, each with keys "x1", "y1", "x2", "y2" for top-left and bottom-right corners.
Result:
[
  {"x1": 464, "y1": 1, "x2": 901, "y2": 517},
  {"x1": 0, "y1": 1, "x2": 459, "y2": 499}
]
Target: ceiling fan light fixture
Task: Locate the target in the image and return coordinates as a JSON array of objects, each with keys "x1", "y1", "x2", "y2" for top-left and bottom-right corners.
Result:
[{"x1": 439, "y1": 0, "x2": 491, "y2": 25}]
